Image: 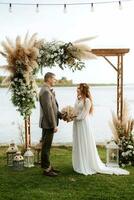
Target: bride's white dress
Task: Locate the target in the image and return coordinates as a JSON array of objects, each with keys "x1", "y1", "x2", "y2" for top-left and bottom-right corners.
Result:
[{"x1": 72, "y1": 98, "x2": 129, "y2": 175}]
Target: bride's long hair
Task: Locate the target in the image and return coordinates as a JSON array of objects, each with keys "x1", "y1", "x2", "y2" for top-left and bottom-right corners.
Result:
[{"x1": 78, "y1": 83, "x2": 93, "y2": 114}]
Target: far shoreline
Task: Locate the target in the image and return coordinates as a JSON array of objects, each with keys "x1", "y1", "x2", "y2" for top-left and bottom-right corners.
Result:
[
  {"x1": 0, "y1": 83, "x2": 118, "y2": 88},
  {"x1": 1, "y1": 83, "x2": 134, "y2": 88}
]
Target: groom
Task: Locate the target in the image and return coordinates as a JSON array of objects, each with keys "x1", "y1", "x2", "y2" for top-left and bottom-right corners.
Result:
[{"x1": 39, "y1": 72, "x2": 62, "y2": 177}]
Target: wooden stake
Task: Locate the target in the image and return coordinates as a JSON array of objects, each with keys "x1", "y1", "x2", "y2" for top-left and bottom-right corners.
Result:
[{"x1": 24, "y1": 116, "x2": 31, "y2": 149}]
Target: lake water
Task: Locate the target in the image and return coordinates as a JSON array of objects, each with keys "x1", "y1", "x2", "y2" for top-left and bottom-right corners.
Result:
[{"x1": 0, "y1": 86, "x2": 134, "y2": 145}]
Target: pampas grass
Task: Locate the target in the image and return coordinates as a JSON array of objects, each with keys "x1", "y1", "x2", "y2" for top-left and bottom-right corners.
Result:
[
  {"x1": 110, "y1": 100, "x2": 134, "y2": 142},
  {"x1": 0, "y1": 33, "x2": 40, "y2": 84},
  {"x1": 69, "y1": 43, "x2": 96, "y2": 60},
  {"x1": 71, "y1": 36, "x2": 97, "y2": 60},
  {"x1": 73, "y1": 35, "x2": 97, "y2": 44}
]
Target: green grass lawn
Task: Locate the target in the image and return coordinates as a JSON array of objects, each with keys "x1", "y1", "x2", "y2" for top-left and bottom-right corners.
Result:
[{"x1": 0, "y1": 146, "x2": 133, "y2": 200}]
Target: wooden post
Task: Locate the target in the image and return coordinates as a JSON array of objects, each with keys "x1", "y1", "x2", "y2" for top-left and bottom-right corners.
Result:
[
  {"x1": 24, "y1": 116, "x2": 31, "y2": 149},
  {"x1": 117, "y1": 55, "x2": 123, "y2": 122},
  {"x1": 28, "y1": 116, "x2": 31, "y2": 146},
  {"x1": 24, "y1": 119, "x2": 28, "y2": 149},
  {"x1": 120, "y1": 55, "x2": 123, "y2": 122}
]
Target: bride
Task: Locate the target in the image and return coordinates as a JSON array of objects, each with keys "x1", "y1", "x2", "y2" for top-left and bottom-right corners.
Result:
[{"x1": 72, "y1": 83, "x2": 129, "y2": 175}]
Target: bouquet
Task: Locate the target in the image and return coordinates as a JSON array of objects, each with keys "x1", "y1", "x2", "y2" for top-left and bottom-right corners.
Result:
[{"x1": 61, "y1": 106, "x2": 77, "y2": 122}]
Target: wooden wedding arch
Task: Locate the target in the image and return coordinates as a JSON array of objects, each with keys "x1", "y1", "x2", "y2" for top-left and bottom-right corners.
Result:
[
  {"x1": 25, "y1": 48, "x2": 130, "y2": 148},
  {"x1": 92, "y1": 48, "x2": 129, "y2": 121}
]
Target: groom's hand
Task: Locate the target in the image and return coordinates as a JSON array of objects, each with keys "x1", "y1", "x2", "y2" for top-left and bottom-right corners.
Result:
[
  {"x1": 61, "y1": 112, "x2": 68, "y2": 121},
  {"x1": 58, "y1": 111, "x2": 63, "y2": 119},
  {"x1": 54, "y1": 127, "x2": 58, "y2": 133}
]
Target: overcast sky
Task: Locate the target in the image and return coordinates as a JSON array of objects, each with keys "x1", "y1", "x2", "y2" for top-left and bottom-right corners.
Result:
[{"x1": 0, "y1": 0, "x2": 134, "y2": 83}]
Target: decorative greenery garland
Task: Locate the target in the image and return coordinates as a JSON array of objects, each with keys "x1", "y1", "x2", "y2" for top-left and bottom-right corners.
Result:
[
  {"x1": 10, "y1": 71, "x2": 37, "y2": 118},
  {"x1": 37, "y1": 41, "x2": 85, "y2": 72}
]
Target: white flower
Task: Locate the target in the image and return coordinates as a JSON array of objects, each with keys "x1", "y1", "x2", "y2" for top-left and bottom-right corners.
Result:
[
  {"x1": 122, "y1": 152, "x2": 126, "y2": 157},
  {"x1": 40, "y1": 50, "x2": 44, "y2": 55},
  {"x1": 47, "y1": 54, "x2": 50, "y2": 58},
  {"x1": 51, "y1": 46, "x2": 56, "y2": 51},
  {"x1": 126, "y1": 150, "x2": 131, "y2": 155},
  {"x1": 127, "y1": 145, "x2": 133, "y2": 149},
  {"x1": 54, "y1": 53, "x2": 57, "y2": 57},
  {"x1": 51, "y1": 55, "x2": 54, "y2": 58}
]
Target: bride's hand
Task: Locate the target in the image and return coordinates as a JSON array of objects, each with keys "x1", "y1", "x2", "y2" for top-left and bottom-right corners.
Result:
[{"x1": 54, "y1": 127, "x2": 58, "y2": 133}]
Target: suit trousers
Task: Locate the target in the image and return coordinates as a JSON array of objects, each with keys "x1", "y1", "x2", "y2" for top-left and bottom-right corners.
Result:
[{"x1": 41, "y1": 128, "x2": 54, "y2": 169}]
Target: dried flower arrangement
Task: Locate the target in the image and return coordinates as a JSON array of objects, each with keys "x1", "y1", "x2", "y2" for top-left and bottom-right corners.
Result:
[
  {"x1": 110, "y1": 100, "x2": 134, "y2": 166},
  {"x1": 61, "y1": 106, "x2": 77, "y2": 122}
]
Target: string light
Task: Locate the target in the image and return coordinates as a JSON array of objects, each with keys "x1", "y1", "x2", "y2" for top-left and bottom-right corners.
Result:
[
  {"x1": 36, "y1": 4, "x2": 39, "y2": 13},
  {"x1": 64, "y1": 4, "x2": 67, "y2": 13},
  {"x1": 0, "y1": 1, "x2": 132, "y2": 13},
  {"x1": 9, "y1": 3, "x2": 12, "y2": 13}
]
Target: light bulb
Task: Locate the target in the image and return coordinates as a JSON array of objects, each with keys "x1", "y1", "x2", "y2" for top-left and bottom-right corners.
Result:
[
  {"x1": 9, "y1": 3, "x2": 12, "y2": 13},
  {"x1": 36, "y1": 4, "x2": 39, "y2": 13},
  {"x1": 119, "y1": 1, "x2": 123, "y2": 10},
  {"x1": 91, "y1": 3, "x2": 94, "y2": 12},
  {"x1": 64, "y1": 4, "x2": 67, "y2": 14}
]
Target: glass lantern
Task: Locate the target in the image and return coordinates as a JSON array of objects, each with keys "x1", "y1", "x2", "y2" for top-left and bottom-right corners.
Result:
[
  {"x1": 6, "y1": 141, "x2": 18, "y2": 167},
  {"x1": 34, "y1": 141, "x2": 42, "y2": 165},
  {"x1": 24, "y1": 147, "x2": 34, "y2": 168},
  {"x1": 13, "y1": 151, "x2": 24, "y2": 171},
  {"x1": 106, "y1": 140, "x2": 119, "y2": 167}
]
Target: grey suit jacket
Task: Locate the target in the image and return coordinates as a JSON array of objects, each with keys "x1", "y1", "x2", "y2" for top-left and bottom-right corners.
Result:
[{"x1": 39, "y1": 84, "x2": 59, "y2": 129}]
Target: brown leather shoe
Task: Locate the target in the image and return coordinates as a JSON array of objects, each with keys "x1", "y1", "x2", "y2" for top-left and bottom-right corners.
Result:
[
  {"x1": 51, "y1": 167, "x2": 60, "y2": 173},
  {"x1": 43, "y1": 170, "x2": 58, "y2": 177}
]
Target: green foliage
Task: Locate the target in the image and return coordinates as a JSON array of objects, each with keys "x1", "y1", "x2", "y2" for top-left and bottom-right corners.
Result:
[{"x1": 37, "y1": 41, "x2": 85, "y2": 72}]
